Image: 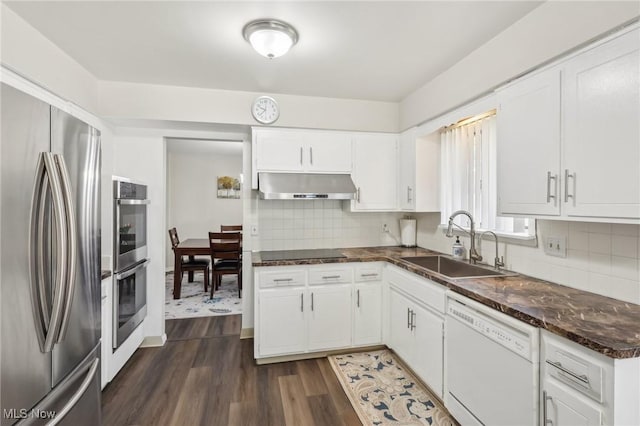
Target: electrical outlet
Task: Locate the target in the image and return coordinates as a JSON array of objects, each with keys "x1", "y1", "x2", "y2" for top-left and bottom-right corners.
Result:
[
  {"x1": 544, "y1": 236, "x2": 566, "y2": 258},
  {"x1": 382, "y1": 224, "x2": 389, "y2": 233},
  {"x1": 251, "y1": 224, "x2": 259, "y2": 236}
]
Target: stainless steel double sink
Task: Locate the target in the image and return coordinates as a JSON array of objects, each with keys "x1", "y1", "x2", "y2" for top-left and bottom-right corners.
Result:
[{"x1": 400, "y1": 255, "x2": 515, "y2": 279}]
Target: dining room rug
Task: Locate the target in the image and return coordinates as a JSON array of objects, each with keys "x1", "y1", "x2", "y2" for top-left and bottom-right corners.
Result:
[
  {"x1": 328, "y1": 349, "x2": 457, "y2": 426},
  {"x1": 164, "y1": 272, "x2": 242, "y2": 319}
]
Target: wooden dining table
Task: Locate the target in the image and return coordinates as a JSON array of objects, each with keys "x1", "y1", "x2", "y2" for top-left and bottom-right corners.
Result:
[{"x1": 172, "y1": 238, "x2": 241, "y2": 299}]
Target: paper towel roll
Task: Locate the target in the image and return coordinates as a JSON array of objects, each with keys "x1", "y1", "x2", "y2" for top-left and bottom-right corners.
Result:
[{"x1": 400, "y1": 219, "x2": 417, "y2": 247}]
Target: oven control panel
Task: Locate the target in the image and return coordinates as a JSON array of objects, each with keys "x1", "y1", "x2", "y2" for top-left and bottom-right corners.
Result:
[{"x1": 448, "y1": 301, "x2": 532, "y2": 361}]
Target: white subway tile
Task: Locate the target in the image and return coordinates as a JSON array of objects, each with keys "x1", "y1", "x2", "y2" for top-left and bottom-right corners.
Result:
[
  {"x1": 568, "y1": 230, "x2": 588, "y2": 251},
  {"x1": 611, "y1": 223, "x2": 640, "y2": 237},
  {"x1": 607, "y1": 277, "x2": 640, "y2": 304},
  {"x1": 588, "y1": 222, "x2": 612, "y2": 234},
  {"x1": 611, "y1": 235, "x2": 638, "y2": 258},
  {"x1": 588, "y1": 253, "x2": 611, "y2": 275},
  {"x1": 611, "y1": 256, "x2": 640, "y2": 281},
  {"x1": 568, "y1": 268, "x2": 590, "y2": 291},
  {"x1": 568, "y1": 221, "x2": 589, "y2": 232},
  {"x1": 588, "y1": 233, "x2": 611, "y2": 255},
  {"x1": 551, "y1": 265, "x2": 571, "y2": 285}
]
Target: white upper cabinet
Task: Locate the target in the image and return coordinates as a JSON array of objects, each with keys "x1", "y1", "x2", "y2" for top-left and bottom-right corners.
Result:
[
  {"x1": 496, "y1": 26, "x2": 640, "y2": 222},
  {"x1": 351, "y1": 133, "x2": 398, "y2": 211},
  {"x1": 399, "y1": 127, "x2": 440, "y2": 212},
  {"x1": 497, "y1": 68, "x2": 561, "y2": 216},
  {"x1": 562, "y1": 28, "x2": 640, "y2": 220},
  {"x1": 252, "y1": 128, "x2": 352, "y2": 186}
]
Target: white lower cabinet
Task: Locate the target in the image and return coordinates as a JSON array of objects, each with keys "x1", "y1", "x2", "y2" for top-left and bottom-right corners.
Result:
[
  {"x1": 258, "y1": 287, "x2": 306, "y2": 357},
  {"x1": 353, "y1": 282, "x2": 382, "y2": 346},
  {"x1": 544, "y1": 380, "x2": 602, "y2": 426},
  {"x1": 386, "y1": 265, "x2": 446, "y2": 398},
  {"x1": 307, "y1": 284, "x2": 352, "y2": 351}
]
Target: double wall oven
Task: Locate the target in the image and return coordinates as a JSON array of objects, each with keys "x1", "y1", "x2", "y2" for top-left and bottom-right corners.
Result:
[{"x1": 113, "y1": 177, "x2": 149, "y2": 349}]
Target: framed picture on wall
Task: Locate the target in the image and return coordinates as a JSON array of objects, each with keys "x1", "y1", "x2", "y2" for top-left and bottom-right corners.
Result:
[{"x1": 217, "y1": 176, "x2": 241, "y2": 199}]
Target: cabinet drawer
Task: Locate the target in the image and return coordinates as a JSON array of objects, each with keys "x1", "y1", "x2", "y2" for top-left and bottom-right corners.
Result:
[
  {"x1": 308, "y1": 267, "x2": 352, "y2": 285},
  {"x1": 355, "y1": 264, "x2": 383, "y2": 282},
  {"x1": 386, "y1": 265, "x2": 446, "y2": 314},
  {"x1": 258, "y1": 269, "x2": 306, "y2": 288}
]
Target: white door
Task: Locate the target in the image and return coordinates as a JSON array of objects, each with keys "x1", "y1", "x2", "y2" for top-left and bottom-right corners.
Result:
[
  {"x1": 399, "y1": 128, "x2": 417, "y2": 210},
  {"x1": 255, "y1": 131, "x2": 306, "y2": 172},
  {"x1": 307, "y1": 285, "x2": 352, "y2": 351},
  {"x1": 352, "y1": 134, "x2": 398, "y2": 210},
  {"x1": 544, "y1": 381, "x2": 602, "y2": 426},
  {"x1": 410, "y1": 302, "x2": 444, "y2": 398},
  {"x1": 353, "y1": 283, "x2": 382, "y2": 346},
  {"x1": 497, "y1": 68, "x2": 561, "y2": 216},
  {"x1": 306, "y1": 133, "x2": 352, "y2": 173},
  {"x1": 388, "y1": 288, "x2": 412, "y2": 362},
  {"x1": 563, "y1": 29, "x2": 640, "y2": 219},
  {"x1": 258, "y1": 288, "x2": 306, "y2": 356}
]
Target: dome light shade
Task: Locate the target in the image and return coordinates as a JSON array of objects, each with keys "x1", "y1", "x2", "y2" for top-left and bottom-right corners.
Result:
[{"x1": 243, "y1": 19, "x2": 298, "y2": 59}]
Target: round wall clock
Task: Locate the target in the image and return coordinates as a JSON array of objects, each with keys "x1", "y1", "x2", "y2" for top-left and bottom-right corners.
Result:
[{"x1": 251, "y1": 96, "x2": 280, "y2": 124}]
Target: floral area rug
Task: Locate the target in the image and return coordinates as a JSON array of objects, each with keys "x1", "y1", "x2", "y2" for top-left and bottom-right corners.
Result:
[
  {"x1": 328, "y1": 350, "x2": 457, "y2": 426},
  {"x1": 164, "y1": 272, "x2": 242, "y2": 319}
]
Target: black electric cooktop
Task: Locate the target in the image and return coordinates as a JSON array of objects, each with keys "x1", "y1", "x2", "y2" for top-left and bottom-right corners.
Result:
[{"x1": 260, "y1": 249, "x2": 346, "y2": 261}]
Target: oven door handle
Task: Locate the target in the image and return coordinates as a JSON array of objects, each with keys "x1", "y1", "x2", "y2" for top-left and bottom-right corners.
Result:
[
  {"x1": 117, "y1": 199, "x2": 150, "y2": 205},
  {"x1": 115, "y1": 259, "x2": 150, "y2": 280}
]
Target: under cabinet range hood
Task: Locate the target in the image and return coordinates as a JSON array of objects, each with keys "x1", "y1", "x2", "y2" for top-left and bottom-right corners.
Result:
[{"x1": 258, "y1": 172, "x2": 356, "y2": 200}]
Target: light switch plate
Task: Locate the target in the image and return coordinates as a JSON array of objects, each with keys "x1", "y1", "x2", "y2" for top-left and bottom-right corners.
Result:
[
  {"x1": 251, "y1": 224, "x2": 259, "y2": 236},
  {"x1": 544, "y1": 236, "x2": 566, "y2": 258}
]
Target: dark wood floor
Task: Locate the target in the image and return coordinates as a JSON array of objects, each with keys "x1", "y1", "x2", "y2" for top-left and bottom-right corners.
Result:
[{"x1": 102, "y1": 315, "x2": 360, "y2": 426}]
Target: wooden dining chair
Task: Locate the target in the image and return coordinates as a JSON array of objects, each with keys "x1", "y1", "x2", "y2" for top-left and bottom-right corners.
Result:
[
  {"x1": 209, "y1": 232, "x2": 242, "y2": 298},
  {"x1": 221, "y1": 225, "x2": 242, "y2": 233},
  {"x1": 168, "y1": 227, "x2": 210, "y2": 292}
]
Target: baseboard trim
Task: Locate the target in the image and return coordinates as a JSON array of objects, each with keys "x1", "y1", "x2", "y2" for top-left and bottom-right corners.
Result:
[
  {"x1": 255, "y1": 344, "x2": 386, "y2": 365},
  {"x1": 240, "y1": 328, "x2": 254, "y2": 339},
  {"x1": 140, "y1": 333, "x2": 167, "y2": 347}
]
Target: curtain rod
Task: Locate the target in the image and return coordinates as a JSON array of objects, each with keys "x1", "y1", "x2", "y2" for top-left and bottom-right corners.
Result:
[{"x1": 442, "y1": 109, "x2": 497, "y2": 131}]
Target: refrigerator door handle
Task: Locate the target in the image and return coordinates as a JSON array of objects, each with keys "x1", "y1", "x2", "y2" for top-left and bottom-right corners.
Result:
[
  {"x1": 54, "y1": 154, "x2": 77, "y2": 342},
  {"x1": 41, "y1": 152, "x2": 69, "y2": 353},
  {"x1": 46, "y1": 358, "x2": 99, "y2": 426}
]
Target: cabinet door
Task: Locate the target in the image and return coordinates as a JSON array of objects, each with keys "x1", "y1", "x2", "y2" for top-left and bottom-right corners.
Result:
[
  {"x1": 353, "y1": 283, "x2": 382, "y2": 346},
  {"x1": 388, "y1": 288, "x2": 412, "y2": 362},
  {"x1": 255, "y1": 131, "x2": 305, "y2": 172},
  {"x1": 306, "y1": 133, "x2": 352, "y2": 173},
  {"x1": 410, "y1": 302, "x2": 444, "y2": 398},
  {"x1": 543, "y1": 381, "x2": 602, "y2": 426},
  {"x1": 258, "y1": 288, "x2": 306, "y2": 356},
  {"x1": 563, "y1": 29, "x2": 640, "y2": 219},
  {"x1": 352, "y1": 134, "x2": 398, "y2": 210},
  {"x1": 399, "y1": 128, "x2": 417, "y2": 210},
  {"x1": 307, "y1": 285, "x2": 352, "y2": 351},
  {"x1": 497, "y1": 68, "x2": 561, "y2": 216}
]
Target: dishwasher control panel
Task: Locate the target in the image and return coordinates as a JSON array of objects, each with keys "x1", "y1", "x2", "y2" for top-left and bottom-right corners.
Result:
[{"x1": 448, "y1": 300, "x2": 532, "y2": 360}]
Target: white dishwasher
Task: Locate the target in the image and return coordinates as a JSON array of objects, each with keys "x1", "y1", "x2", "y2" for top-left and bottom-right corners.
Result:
[{"x1": 445, "y1": 292, "x2": 539, "y2": 426}]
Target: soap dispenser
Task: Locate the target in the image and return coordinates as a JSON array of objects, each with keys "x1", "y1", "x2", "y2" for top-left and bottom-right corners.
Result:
[{"x1": 452, "y1": 236, "x2": 466, "y2": 260}]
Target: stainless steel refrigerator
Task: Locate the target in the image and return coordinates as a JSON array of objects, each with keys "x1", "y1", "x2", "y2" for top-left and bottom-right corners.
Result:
[{"x1": 1, "y1": 83, "x2": 102, "y2": 425}]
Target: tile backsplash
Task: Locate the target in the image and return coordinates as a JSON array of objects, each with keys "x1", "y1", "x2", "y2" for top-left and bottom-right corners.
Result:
[
  {"x1": 415, "y1": 213, "x2": 640, "y2": 304},
  {"x1": 254, "y1": 200, "x2": 406, "y2": 251}
]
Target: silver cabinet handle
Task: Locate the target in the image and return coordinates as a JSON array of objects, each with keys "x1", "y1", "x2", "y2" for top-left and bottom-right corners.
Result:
[
  {"x1": 356, "y1": 187, "x2": 361, "y2": 203},
  {"x1": 321, "y1": 275, "x2": 340, "y2": 279},
  {"x1": 56, "y1": 154, "x2": 77, "y2": 343},
  {"x1": 411, "y1": 311, "x2": 416, "y2": 330},
  {"x1": 311, "y1": 292, "x2": 314, "y2": 311},
  {"x1": 357, "y1": 289, "x2": 360, "y2": 308},
  {"x1": 407, "y1": 308, "x2": 411, "y2": 329},
  {"x1": 116, "y1": 199, "x2": 150, "y2": 205},
  {"x1": 310, "y1": 147, "x2": 313, "y2": 165},
  {"x1": 300, "y1": 293, "x2": 304, "y2": 312},
  {"x1": 360, "y1": 273, "x2": 378, "y2": 278},
  {"x1": 115, "y1": 259, "x2": 150, "y2": 280},
  {"x1": 47, "y1": 358, "x2": 99, "y2": 426},
  {"x1": 545, "y1": 360, "x2": 589, "y2": 384},
  {"x1": 300, "y1": 147, "x2": 303, "y2": 165},
  {"x1": 546, "y1": 172, "x2": 557, "y2": 203},
  {"x1": 564, "y1": 169, "x2": 575, "y2": 202},
  {"x1": 407, "y1": 186, "x2": 413, "y2": 203},
  {"x1": 542, "y1": 390, "x2": 553, "y2": 425},
  {"x1": 273, "y1": 278, "x2": 293, "y2": 282}
]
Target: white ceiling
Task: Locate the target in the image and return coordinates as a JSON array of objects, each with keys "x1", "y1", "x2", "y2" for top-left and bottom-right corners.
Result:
[{"x1": 5, "y1": 1, "x2": 542, "y2": 102}]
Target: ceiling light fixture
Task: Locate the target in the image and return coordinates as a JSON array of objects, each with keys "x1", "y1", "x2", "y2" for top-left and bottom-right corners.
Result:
[{"x1": 243, "y1": 19, "x2": 299, "y2": 59}]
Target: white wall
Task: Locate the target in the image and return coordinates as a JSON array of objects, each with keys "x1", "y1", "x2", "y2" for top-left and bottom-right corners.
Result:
[
  {"x1": 98, "y1": 80, "x2": 400, "y2": 133},
  {"x1": 415, "y1": 213, "x2": 640, "y2": 305},
  {"x1": 112, "y1": 135, "x2": 166, "y2": 342},
  {"x1": 400, "y1": 1, "x2": 640, "y2": 130},
  {"x1": 0, "y1": 4, "x2": 99, "y2": 113},
  {"x1": 166, "y1": 141, "x2": 243, "y2": 267}
]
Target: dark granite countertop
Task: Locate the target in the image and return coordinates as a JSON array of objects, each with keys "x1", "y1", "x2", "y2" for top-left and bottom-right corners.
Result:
[
  {"x1": 101, "y1": 270, "x2": 112, "y2": 280},
  {"x1": 253, "y1": 246, "x2": 640, "y2": 359}
]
